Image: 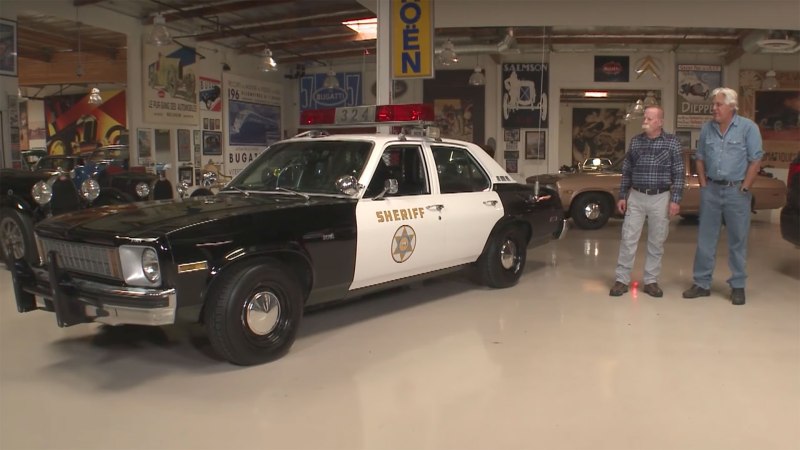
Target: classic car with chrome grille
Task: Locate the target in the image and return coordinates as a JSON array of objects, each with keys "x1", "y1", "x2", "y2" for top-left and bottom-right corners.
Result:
[
  {"x1": 10, "y1": 104, "x2": 566, "y2": 366},
  {"x1": 527, "y1": 151, "x2": 786, "y2": 230}
]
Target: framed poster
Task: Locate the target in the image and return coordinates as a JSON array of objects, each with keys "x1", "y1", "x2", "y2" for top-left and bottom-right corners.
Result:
[
  {"x1": 676, "y1": 64, "x2": 722, "y2": 129},
  {"x1": 137, "y1": 128, "x2": 152, "y2": 158},
  {"x1": 423, "y1": 70, "x2": 485, "y2": 145},
  {"x1": 177, "y1": 128, "x2": 191, "y2": 162},
  {"x1": 154, "y1": 129, "x2": 171, "y2": 152},
  {"x1": 501, "y1": 63, "x2": 549, "y2": 128},
  {"x1": 675, "y1": 130, "x2": 692, "y2": 150},
  {"x1": 525, "y1": 130, "x2": 546, "y2": 160},
  {"x1": 178, "y1": 166, "x2": 193, "y2": 187},
  {"x1": 0, "y1": 19, "x2": 18, "y2": 77},
  {"x1": 503, "y1": 151, "x2": 519, "y2": 160},
  {"x1": 202, "y1": 131, "x2": 222, "y2": 155},
  {"x1": 572, "y1": 108, "x2": 626, "y2": 164},
  {"x1": 193, "y1": 129, "x2": 202, "y2": 166},
  {"x1": 505, "y1": 159, "x2": 518, "y2": 173},
  {"x1": 594, "y1": 56, "x2": 629, "y2": 82}
]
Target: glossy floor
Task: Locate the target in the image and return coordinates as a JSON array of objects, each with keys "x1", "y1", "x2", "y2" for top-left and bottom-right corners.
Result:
[{"x1": 1, "y1": 217, "x2": 798, "y2": 450}]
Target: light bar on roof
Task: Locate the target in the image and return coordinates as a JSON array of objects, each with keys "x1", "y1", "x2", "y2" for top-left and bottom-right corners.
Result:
[{"x1": 299, "y1": 104, "x2": 434, "y2": 127}]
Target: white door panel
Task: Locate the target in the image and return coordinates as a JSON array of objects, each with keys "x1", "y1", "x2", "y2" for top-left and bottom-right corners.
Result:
[{"x1": 439, "y1": 191, "x2": 504, "y2": 264}]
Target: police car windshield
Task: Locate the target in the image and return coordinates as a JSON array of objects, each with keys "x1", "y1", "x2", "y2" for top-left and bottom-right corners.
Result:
[{"x1": 228, "y1": 140, "x2": 373, "y2": 195}]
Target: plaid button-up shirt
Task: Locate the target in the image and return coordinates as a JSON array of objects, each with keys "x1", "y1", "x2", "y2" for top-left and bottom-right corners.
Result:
[{"x1": 619, "y1": 131, "x2": 684, "y2": 204}]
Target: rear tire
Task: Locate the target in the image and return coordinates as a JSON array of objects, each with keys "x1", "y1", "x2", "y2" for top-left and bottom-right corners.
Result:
[
  {"x1": 204, "y1": 259, "x2": 303, "y2": 365},
  {"x1": 570, "y1": 193, "x2": 612, "y2": 230},
  {"x1": 476, "y1": 225, "x2": 527, "y2": 288}
]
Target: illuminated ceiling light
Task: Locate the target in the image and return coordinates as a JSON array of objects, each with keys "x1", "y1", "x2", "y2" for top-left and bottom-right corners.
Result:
[
  {"x1": 147, "y1": 12, "x2": 172, "y2": 46},
  {"x1": 468, "y1": 55, "x2": 485, "y2": 86},
  {"x1": 643, "y1": 91, "x2": 658, "y2": 106},
  {"x1": 439, "y1": 39, "x2": 458, "y2": 66},
  {"x1": 88, "y1": 88, "x2": 103, "y2": 105},
  {"x1": 323, "y1": 66, "x2": 340, "y2": 89},
  {"x1": 259, "y1": 47, "x2": 277, "y2": 72},
  {"x1": 343, "y1": 17, "x2": 377, "y2": 41},
  {"x1": 762, "y1": 70, "x2": 779, "y2": 90},
  {"x1": 584, "y1": 91, "x2": 608, "y2": 98}
]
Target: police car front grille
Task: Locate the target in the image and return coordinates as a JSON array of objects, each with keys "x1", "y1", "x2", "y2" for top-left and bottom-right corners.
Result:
[{"x1": 38, "y1": 238, "x2": 122, "y2": 280}]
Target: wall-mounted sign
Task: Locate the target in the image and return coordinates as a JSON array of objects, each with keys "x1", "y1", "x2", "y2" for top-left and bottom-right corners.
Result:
[
  {"x1": 391, "y1": 0, "x2": 434, "y2": 79},
  {"x1": 594, "y1": 56, "x2": 629, "y2": 82},
  {"x1": 676, "y1": 64, "x2": 722, "y2": 129},
  {"x1": 299, "y1": 72, "x2": 362, "y2": 110}
]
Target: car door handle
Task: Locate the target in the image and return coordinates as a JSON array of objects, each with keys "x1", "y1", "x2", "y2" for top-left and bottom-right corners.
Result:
[
  {"x1": 483, "y1": 200, "x2": 498, "y2": 206},
  {"x1": 426, "y1": 204, "x2": 444, "y2": 212}
]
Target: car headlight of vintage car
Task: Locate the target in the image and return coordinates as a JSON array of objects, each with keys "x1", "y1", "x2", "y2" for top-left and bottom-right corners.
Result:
[
  {"x1": 135, "y1": 182, "x2": 151, "y2": 199},
  {"x1": 32, "y1": 181, "x2": 53, "y2": 205},
  {"x1": 176, "y1": 181, "x2": 189, "y2": 198},
  {"x1": 80, "y1": 179, "x2": 101, "y2": 201},
  {"x1": 119, "y1": 245, "x2": 161, "y2": 287}
]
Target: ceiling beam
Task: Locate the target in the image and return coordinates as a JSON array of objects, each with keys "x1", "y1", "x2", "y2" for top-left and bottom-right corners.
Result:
[
  {"x1": 73, "y1": 0, "x2": 105, "y2": 5},
  {"x1": 277, "y1": 47, "x2": 375, "y2": 64},
  {"x1": 144, "y1": 0, "x2": 292, "y2": 24}
]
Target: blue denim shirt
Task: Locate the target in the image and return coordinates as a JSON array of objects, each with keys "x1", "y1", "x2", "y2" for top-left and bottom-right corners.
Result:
[{"x1": 696, "y1": 113, "x2": 763, "y2": 181}]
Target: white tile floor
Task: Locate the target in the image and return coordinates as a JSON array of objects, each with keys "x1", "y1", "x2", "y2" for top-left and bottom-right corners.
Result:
[{"x1": 1, "y1": 216, "x2": 798, "y2": 450}]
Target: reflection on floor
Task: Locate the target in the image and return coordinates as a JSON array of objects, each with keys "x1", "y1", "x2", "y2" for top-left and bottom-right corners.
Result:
[{"x1": 1, "y1": 217, "x2": 798, "y2": 450}]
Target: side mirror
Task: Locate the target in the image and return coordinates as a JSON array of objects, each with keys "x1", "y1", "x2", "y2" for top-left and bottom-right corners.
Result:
[{"x1": 335, "y1": 175, "x2": 363, "y2": 196}]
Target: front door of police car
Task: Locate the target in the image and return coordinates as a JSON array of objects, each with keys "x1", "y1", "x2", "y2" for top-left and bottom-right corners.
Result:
[{"x1": 351, "y1": 144, "x2": 445, "y2": 289}]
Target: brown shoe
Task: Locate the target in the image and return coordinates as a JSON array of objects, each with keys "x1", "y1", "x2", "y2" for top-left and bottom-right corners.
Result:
[
  {"x1": 609, "y1": 281, "x2": 628, "y2": 297},
  {"x1": 682, "y1": 284, "x2": 711, "y2": 299},
  {"x1": 643, "y1": 283, "x2": 663, "y2": 298}
]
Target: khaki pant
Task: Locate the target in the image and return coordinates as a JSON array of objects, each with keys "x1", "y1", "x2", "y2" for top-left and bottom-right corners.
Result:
[{"x1": 614, "y1": 190, "x2": 671, "y2": 285}]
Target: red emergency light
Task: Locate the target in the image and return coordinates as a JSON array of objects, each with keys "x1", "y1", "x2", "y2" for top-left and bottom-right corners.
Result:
[{"x1": 300, "y1": 103, "x2": 434, "y2": 127}]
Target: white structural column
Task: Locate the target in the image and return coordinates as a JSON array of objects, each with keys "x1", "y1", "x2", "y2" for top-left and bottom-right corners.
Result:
[{"x1": 376, "y1": 0, "x2": 392, "y2": 133}]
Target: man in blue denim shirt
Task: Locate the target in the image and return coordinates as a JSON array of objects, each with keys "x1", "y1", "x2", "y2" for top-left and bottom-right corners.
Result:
[{"x1": 683, "y1": 87, "x2": 763, "y2": 305}]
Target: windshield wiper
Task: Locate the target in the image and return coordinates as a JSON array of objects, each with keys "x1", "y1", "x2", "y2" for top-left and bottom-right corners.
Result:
[
  {"x1": 276, "y1": 187, "x2": 310, "y2": 200},
  {"x1": 220, "y1": 185, "x2": 250, "y2": 197}
]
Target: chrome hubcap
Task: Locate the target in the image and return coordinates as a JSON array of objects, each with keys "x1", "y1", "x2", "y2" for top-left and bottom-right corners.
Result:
[
  {"x1": 243, "y1": 291, "x2": 280, "y2": 336},
  {"x1": 583, "y1": 203, "x2": 601, "y2": 220},
  {"x1": 499, "y1": 239, "x2": 518, "y2": 270},
  {"x1": 0, "y1": 218, "x2": 24, "y2": 260}
]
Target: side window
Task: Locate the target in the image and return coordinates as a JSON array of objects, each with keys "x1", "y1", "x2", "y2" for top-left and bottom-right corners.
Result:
[
  {"x1": 431, "y1": 146, "x2": 491, "y2": 194},
  {"x1": 365, "y1": 145, "x2": 430, "y2": 198}
]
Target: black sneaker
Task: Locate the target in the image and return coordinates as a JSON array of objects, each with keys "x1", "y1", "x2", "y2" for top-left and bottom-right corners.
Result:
[
  {"x1": 731, "y1": 288, "x2": 746, "y2": 305},
  {"x1": 609, "y1": 281, "x2": 629, "y2": 297},
  {"x1": 682, "y1": 285, "x2": 711, "y2": 298}
]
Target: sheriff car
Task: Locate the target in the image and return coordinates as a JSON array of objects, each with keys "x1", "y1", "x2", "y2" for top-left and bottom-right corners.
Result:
[{"x1": 10, "y1": 104, "x2": 566, "y2": 366}]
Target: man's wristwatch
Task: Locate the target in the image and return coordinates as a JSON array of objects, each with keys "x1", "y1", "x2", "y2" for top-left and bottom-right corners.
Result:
[{"x1": 740, "y1": 186, "x2": 749, "y2": 193}]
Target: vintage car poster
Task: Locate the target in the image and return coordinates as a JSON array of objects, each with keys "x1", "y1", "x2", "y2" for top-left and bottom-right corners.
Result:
[
  {"x1": 199, "y1": 77, "x2": 221, "y2": 111},
  {"x1": 501, "y1": 63, "x2": 549, "y2": 129},
  {"x1": 572, "y1": 108, "x2": 626, "y2": 164},
  {"x1": 222, "y1": 73, "x2": 282, "y2": 177},
  {"x1": 299, "y1": 72, "x2": 362, "y2": 110},
  {"x1": 44, "y1": 90, "x2": 127, "y2": 155},
  {"x1": 423, "y1": 70, "x2": 485, "y2": 145},
  {"x1": 143, "y1": 42, "x2": 198, "y2": 125},
  {"x1": 676, "y1": 64, "x2": 722, "y2": 129}
]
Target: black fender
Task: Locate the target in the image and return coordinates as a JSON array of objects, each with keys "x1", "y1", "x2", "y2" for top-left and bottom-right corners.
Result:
[
  {"x1": 190, "y1": 188, "x2": 214, "y2": 197},
  {"x1": 0, "y1": 193, "x2": 44, "y2": 223},
  {"x1": 94, "y1": 187, "x2": 134, "y2": 206}
]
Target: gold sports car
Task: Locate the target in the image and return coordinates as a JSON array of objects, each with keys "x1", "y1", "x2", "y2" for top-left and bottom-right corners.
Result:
[{"x1": 527, "y1": 151, "x2": 786, "y2": 230}]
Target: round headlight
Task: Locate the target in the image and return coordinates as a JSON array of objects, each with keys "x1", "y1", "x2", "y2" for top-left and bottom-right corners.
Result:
[
  {"x1": 80, "y1": 178, "x2": 101, "y2": 201},
  {"x1": 141, "y1": 248, "x2": 160, "y2": 283},
  {"x1": 176, "y1": 181, "x2": 189, "y2": 198},
  {"x1": 135, "y1": 182, "x2": 151, "y2": 199},
  {"x1": 32, "y1": 181, "x2": 52, "y2": 205}
]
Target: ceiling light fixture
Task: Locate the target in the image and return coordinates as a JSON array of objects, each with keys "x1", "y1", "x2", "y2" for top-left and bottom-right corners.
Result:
[
  {"x1": 323, "y1": 65, "x2": 340, "y2": 89},
  {"x1": 439, "y1": 39, "x2": 458, "y2": 66},
  {"x1": 259, "y1": 47, "x2": 277, "y2": 72},
  {"x1": 762, "y1": 70, "x2": 779, "y2": 90},
  {"x1": 643, "y1": 91, "x2": 658, "y2": 106},
  {"x1": 468, "y1": 55, "x2": 485, "y2": 86},
  {"x1": 147, "y1": 12, "x2": 172, "y2": 46},
  {"x1": 88, "y1": 87, "x2": 103, "y2": 105}
]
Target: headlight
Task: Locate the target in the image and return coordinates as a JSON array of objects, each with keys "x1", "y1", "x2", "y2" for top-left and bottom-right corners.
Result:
[
  {"x1": 135, "y1": 182, "x2": 150, "y2": 199},
  {"x1": 80, "y1": 179, "x2": 100, "y2": 201},
  {"x1": 176, "y1": 181, "x2": 189, "y2": 198},
  {"x1": 119, "y1": 245, "x2": 161, "y2": 287},
  {"x1": 141, "y1": 248, "x2": 160, "y2": 283},
  {"x1": 32, "y1": 181, "x2": 52, "y2": 205}
]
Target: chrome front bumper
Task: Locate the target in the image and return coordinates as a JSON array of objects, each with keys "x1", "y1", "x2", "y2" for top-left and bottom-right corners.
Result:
[{"x1": 12, "y1": 259, "x2": 176, "y2": 328}]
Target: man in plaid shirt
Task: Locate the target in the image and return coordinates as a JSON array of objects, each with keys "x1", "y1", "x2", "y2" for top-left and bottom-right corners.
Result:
[{"x1": 610, "y1": 105, "x2": 684, "y2": 297}]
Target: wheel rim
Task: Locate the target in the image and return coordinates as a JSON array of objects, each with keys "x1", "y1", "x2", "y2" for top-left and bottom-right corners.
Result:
[
  {"x1": 0, "y1": 217, "x2": 25, "y2": 260},
  {"x1": 242, "y1": 290, "x2": 281, "y2": 336},
  {"x1": 583, "y1": 202, "x2": 601, "y2": 220},
  {"x1": 499, "y1": 238, "x2": 520, "y2": 271}
]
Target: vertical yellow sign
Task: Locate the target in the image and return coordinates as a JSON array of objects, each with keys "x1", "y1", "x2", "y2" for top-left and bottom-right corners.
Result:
[{"x1": 391, "y1": 0, "x2": 434, "y2": 79}]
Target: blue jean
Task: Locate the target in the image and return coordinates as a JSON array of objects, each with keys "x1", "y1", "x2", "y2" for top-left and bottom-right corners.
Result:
[
  {"x1": 691, "y1": 184, "x2": 752, "y2": 289},
  {"x1": 615, "y1": 190, "x2": 670, "y2": 285}
]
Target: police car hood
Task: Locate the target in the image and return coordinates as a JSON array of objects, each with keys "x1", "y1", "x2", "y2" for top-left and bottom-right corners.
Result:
[{"x1": 35, "y1": 194, "x2": 348, "y2": 242}]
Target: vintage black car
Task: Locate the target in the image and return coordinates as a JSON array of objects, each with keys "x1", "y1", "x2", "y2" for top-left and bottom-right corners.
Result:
[
  {"x1": 0, "y1": 149, "x2": 171, "y2": 266},
  {"x1": 10, "y1": 105, "x2": 567, "y2": 366}
]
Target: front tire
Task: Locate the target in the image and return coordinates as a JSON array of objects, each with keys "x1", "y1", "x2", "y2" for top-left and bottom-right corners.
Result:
[
  {"x1": 0, "y1": 209, "x2": 36, "y2": 266},
  {"x1": 204, "y1": 259, "x2": 303, "y2": 365},
  {"x1": 476, "y1": 225, "x2": 527, "y2": 288},
  {"x1": 570, "y1": 193, "x2": 612, "y2": 230}
]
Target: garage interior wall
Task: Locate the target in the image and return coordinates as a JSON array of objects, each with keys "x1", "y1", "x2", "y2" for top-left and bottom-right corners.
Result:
[{"x1": 1, "y1": 0, "x2": 799, "y2": 195}]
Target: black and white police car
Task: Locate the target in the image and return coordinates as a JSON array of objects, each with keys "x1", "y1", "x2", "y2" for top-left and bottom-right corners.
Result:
[{"x1": 10, "y1": 104, "x2": 567, "y2": 365}]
